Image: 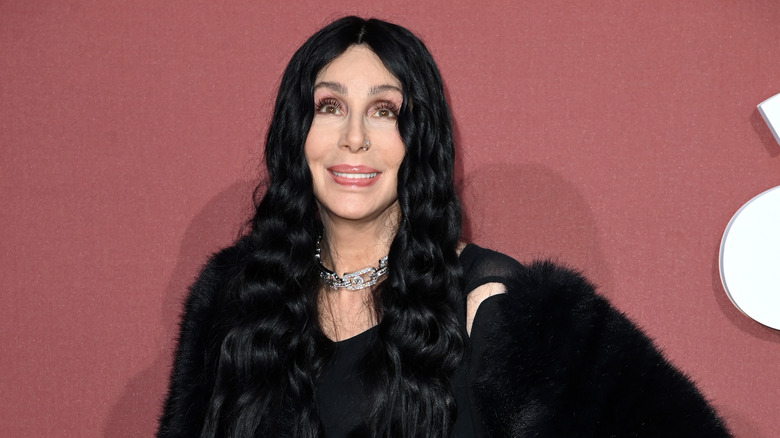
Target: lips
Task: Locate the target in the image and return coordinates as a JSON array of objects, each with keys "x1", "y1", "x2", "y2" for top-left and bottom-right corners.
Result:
[
  {"x1": 331, "y1": 170, "x2": 378, "y2": 179},
  {"x1": 327, "y1": 164, "x2": 381, "y2": 187}
]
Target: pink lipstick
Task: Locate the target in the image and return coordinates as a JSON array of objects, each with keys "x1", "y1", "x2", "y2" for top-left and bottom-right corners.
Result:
[{"x1": 327, "y1": 164, "x2": 381, "y2": 187}]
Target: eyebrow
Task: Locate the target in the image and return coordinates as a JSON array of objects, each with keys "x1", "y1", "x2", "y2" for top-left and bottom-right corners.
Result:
[
  {"x1": 369, "y1": 84, "x2": 403, "y2": 96},
  {"x1": 313, "y1": 81, "x2": 347, "y2": 95},
  {"x1": 313, "y1": 81, "x2": 402, "y2": 96}
]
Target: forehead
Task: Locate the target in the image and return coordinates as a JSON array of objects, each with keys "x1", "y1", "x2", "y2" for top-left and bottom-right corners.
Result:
[{"x1": 315, "y1": 45, "x2": 402, "y2": 90}]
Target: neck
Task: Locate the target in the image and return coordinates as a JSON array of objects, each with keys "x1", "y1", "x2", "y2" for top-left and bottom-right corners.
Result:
[
  {"x1": 318, "y1": 218, "x2": 395, "y2": 276},
  {"x1": 316, "y1": 213, "x2": 397, "y2": 341}
]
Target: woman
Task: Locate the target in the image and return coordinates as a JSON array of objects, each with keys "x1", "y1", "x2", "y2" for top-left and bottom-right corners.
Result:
[{"x1": 157, "y1": 17, "x2": 731, "y2": 437}]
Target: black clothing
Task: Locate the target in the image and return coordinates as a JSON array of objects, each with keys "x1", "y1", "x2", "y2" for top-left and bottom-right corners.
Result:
[
  {"x1": 157, "y1": 242, "x2": 731, "y2": 437},
  {"x1": 316, "y1": 244, "x2": 496, "y2": 437}
]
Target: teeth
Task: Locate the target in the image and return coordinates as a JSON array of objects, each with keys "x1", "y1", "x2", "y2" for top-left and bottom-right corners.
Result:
[{"x1": 332, "y1": 171, "x2": 378, "y2": 179}]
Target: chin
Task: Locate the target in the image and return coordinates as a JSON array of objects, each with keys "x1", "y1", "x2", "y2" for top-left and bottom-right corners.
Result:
[{"x1": 323, "y1": 202, "x2": 400, "y2": 225}]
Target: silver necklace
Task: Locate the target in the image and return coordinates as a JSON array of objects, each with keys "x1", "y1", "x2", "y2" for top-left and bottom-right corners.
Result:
[{"x1": 315, "y1": 239, "x2": 388, "y2": 291}]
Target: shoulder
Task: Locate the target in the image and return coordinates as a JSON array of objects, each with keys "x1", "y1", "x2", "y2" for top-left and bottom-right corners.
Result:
[
  {"x1": 460, "y1": 243, "x2": 596, "y2": 306},
  {"x1": 178, "y1": 234, "x2": 256, "y2": 335},
  {"x1": 460, "y1": 243, "x2": 525, "y2": 290},
  {"x1": 463, "y1": 244, "x2": 628, "y2": 357},
  {"x1": 184, "y1": 236, "x2": 254, "y2": 308},
  {"x1": 462, "y1": 243, "x2": 600, "y2": 336}
]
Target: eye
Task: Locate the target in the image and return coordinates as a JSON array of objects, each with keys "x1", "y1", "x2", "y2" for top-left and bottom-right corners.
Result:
[
  {"x1": 371, "y1": 102, "x2": 399, "y2": 119},
  {"x1": 315, "y1": 98, "x2": 342, "y2": 115}
]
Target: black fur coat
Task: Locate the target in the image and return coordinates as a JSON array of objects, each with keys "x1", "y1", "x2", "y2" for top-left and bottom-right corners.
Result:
[{"x1": 157, "y1": 242, "x2": 731, "y2": 437}]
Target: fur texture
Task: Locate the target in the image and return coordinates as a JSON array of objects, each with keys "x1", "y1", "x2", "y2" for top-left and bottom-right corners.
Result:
[
  {"x1": 158, "y1": 242, "x2": 731, "y2": 437},
  {"x1": 467, "y1": 252, "x2": 731, "y2": 437}
]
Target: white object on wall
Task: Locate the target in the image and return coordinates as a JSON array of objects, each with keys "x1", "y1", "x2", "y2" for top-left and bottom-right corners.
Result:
[
  {"x1": 719, "y1": 185, "x2": 780, "y2": 330},
  {"x1": 758, "y1": 93, "x2": 780, "y2": 146}
]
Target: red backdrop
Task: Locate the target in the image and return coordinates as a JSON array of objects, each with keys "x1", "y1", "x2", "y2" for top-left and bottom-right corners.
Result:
[{"x1": 2, "y1": 1, "x2": 779, "y2": 436}]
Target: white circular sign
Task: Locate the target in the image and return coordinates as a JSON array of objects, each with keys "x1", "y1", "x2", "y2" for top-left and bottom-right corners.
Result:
[{"x1": 719, "y1": 185, "x2": 780, "y2": 330}]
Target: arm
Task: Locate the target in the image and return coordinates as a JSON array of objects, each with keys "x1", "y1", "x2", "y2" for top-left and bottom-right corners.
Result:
[
  {"x1": 157, "y1": 247, "x2": 238, "y2": 438},
  {"x1": 470, "y1": 261, "x2": 731, "y2": 437}
]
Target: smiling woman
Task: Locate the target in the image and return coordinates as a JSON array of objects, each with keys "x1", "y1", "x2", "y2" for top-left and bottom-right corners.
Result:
[
  {"x1": 306, "y1": 46, "x2": 406, "y2": 233},
  {"x1": 156, "y1": 16, "x2": 732, "y2": 438}
]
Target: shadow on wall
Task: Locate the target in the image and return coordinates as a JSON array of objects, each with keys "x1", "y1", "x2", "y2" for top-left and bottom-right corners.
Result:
[
  {"x1": 717, "y1": 407, "x2": 765, "y2": 438},
  {"x1": 459, "y1": 162, "x2": 613, "y2": 296},
  {"x1": 751, "y1": 107, "x2": 780, "y2": 158},
  {"x1": 102, "y1": 180, "x2": 256, "y2": 438}
]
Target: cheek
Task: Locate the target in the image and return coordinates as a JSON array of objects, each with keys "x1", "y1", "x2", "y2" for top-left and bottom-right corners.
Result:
[
  {"x1": 303, "y1": 133, "x2": 322, "y2": 164},
  {"x1": 304, "y1": 122, "x2": 333, "y2": 161},
  {"x1": 303, "y1": 137, "x2": 328, "y2": 187},
  {"x1": 389, "y1": 137, "x2": 406, "y2": 165}
]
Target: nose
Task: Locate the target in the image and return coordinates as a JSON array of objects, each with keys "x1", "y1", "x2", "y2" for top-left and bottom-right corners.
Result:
[{"x1": 341, "y1": 112, "x2": 367, "y2": 152}]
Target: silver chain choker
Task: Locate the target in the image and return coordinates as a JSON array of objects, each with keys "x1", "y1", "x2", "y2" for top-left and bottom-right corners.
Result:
[{"x1": 315, "y1": 240, "x2": 388, "y2": 291}]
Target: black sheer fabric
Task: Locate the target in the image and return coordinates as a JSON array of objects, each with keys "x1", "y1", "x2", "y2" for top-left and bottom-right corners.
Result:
[{"x1": 316, "y1": 244, "x2": 516, "y2": 437}]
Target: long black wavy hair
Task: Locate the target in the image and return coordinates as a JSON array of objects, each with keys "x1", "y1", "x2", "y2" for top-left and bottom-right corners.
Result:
[{"x1": 202, "y1": 16, "x2": 464, "y2": 437}]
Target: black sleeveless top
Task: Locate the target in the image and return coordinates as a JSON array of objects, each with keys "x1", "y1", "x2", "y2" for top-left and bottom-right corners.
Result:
[{"x1": 316, "y1": 244, "x2": 514, "y2": 437}]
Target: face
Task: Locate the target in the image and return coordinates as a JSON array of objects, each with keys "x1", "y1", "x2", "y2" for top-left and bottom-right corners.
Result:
[{"x1": 305, "y1": 45, "x2": 406, "y2": 227}]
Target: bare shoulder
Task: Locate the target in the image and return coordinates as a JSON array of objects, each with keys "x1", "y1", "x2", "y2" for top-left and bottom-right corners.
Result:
[
  {"x1": 456, "y1": 240, "x2": 468, "y2": 255},
  {"x1": 466, "y1": 282, "x2": 506, "y2": 335},
  {"x1": 459, "y1": 242, "x2": 520, "y2": 335}
]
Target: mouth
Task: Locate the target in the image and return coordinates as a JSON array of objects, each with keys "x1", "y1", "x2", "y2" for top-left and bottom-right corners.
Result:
[
  {"x1": 331, "y1": 170, "x2": 379, "y2": 179},
  {"x1": 327, "y1": 165, "x2": 381, "y2": 187}
]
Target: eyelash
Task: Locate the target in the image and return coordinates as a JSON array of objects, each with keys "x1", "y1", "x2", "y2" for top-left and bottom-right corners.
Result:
[
  {"x1": 314, "y1": 98, "x2": 341, "y2": 114},
  {"x1": 374, "y1": 102, "x2": 400, "y2": 118},
  {"x1": 313, "y1": 98, "x2": 401, "y2": 118}
]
